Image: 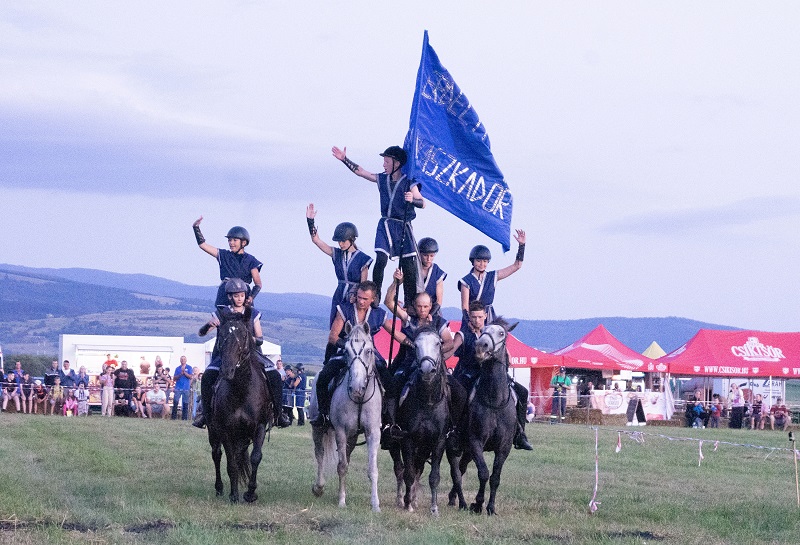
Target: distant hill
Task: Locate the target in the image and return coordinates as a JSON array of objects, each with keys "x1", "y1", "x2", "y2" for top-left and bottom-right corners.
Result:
[{"x1": 0, "y1": 264, "x2": 742, "y2": 360}]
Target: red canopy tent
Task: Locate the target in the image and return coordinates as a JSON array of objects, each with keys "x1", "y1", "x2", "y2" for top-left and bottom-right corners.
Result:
[
  {"x1": 551, "y1": 324, "x2": 664, "y2": 373},
  {"x1": 660, "y1": 329, "x2": 800, "y2": 377},
  {"x1": 373, "y1": 320, "x2": 564, "y2": 416}
]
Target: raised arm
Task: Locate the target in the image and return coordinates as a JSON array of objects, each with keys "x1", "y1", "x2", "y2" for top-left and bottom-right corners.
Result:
[
  {"x1": 306, "y1": 203, "x2": 334, "y2": 256},
  {"x1": 383, "y1": 269, "x2": 409, "y2": 321},
  {"x1": 496, "y1": 229, "x2": 526, "y2": 281},
  {"x1": 193, "y1": 216, "x2": 219, "y2": 258},
  {"x1": 332, "y1": 146, "x2": 378, "y2": 183}
]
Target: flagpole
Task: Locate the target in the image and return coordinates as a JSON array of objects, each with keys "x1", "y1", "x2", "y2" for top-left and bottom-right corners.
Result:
[{"x1": 387, "y1": 201, "x2": 413, "y2": 368}]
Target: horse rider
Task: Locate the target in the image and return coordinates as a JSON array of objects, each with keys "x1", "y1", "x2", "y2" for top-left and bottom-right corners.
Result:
[
  {"x1": 450, "y1": 301, "x2": 533, "y2": 451},
  {"x1": 384, "y1": 272, "x2": 460, "y2": 443},
  {"x1": 332, "y1": 144, "x2": 424, "y2": 309},
  {"x1": 306, "y1": 203, "x2": 373, "y2": 326},
  {"x1": 384, "y1": 236, "x2": 446, "y2": 319},
  {"x1": 458, "y1": 229, "x2": 526, "y2": 329},
  {"x1": 310, "y1": 280, "x2": 408, "y2": 428},
  {"x1": 192, "y1": 278, "x2": 291, "y2": 429},
  {"x1": 193, "y1": 216, "x2": 263, "y2": 307}
]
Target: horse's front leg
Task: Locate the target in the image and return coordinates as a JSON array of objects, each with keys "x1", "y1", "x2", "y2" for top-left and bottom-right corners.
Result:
[
  {"x1": 244, "y1": 423, "x2": 267, "y2": 503},
  {"x1": 429, "y1": 439, "x2": 446, "y2": 516},
  {"x1": 335, "y1": 428, "x2": 349, "y2": 508},
  {"x1": 365, "y1": 423, "x2": 381, "y2": 513},
  {"x1": 210, "y1": 431, "x2": 224, "y2": 497},
  {"x1": 311, "y1": 425, "x2": 327, "y2": 497},
  {"x1": 390, "y1": 443, "x2": 405, "y2": 508},
  {"x1": 224, "y1": 442, "x2": 240, "y2": 504},
  {"x1": 401, "y1": 442, "x2": 416, "y2": 512},
  {"x1": 469, "y1": 441, "x2": 489, "y2": 514},
  {"x1": 486, "y1": 446, "x2": 511, "y2": 516}
]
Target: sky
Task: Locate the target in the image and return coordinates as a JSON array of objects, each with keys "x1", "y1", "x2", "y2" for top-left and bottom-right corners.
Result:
[{"x1": 1, "y1": 2, "x2": 799, "y2": 332}]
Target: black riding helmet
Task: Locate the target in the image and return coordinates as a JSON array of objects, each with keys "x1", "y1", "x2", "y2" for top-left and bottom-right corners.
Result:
[
  {"x1": 225, "y1": 278, "x2": 249, "y2": 294},
  {"x1": 332, "y1": 222, "x2": 358, "y2": 242},
  {"x1": 225, "y1": 226, "x2": 250, "y2": 246},
  {"x1": 418, "y1": 237, "x2": 439, "y2": 254},
  {"x1": 469, "y1": 245, "x2": 491, "y2": 262},
  {"x1": 379, "y1": 146, "x2": 407, "y2": 167}
]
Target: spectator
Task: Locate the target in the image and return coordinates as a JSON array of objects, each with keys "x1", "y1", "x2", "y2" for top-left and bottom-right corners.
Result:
[
  {"x1": 74, "y1": 366, "x2": 91, "y2": 389},
  {"x1": 686, "y1": 389, "x2": 709, "y2": 428},
  {"x1": 750, "y1": 394, "x2": 765, "y2": 430},
  {"x1": 191, "y1": 371, "x2": 202, "y2": 419},
  {"x1": 44, "y1": 360, "x2": 60, "y2": 387},
  {"x1": 171, "y1": 356, "x2": 193, "y2": 420},
  {"x1": 20, "y1": 371, "x2": 33, "y2": 414},
  {"x1": 75, "y1": 383, "x2": 89, "y2": 416},
  {"x1": 153, "y1": 360, "x2": 170, "y2": 394},
  {"x1": 31, "y1": 380, "x2": 48, "y2": 414},
  {"x1": 49, "y1": 376, "x2": 65, "y2": 416},
  {"x1": 550, "y1": 367, "x2": 571, "y2": 423},
  {"x1": 59, "y1": 360, "x2": 77, "y2": 388},
  {"x1": 276, "y1": 358, "x2": 285, "y2": 380},
  {"x1": 283, "y1": 365, "x2": 297, "y2": 424},
  {"x1": 769, "y1": 398, "x2": 791, "y2": 431},
  {"x1": 709, "y1": 397, "x2": 721, "y2": 428},
  {"x1": 114, "y1": 360, "x2": 137, "y2": 405},
  {"x1": 526, "y1": 401, "x2": 535, "y2": 423},
  {"x1": 139, "y1": 356, "x2": 151, "y2": 376},
  {"x1": 293, "y1": 364, "x2": 307, "y2": 426},
  {"x1": 104, "y1": 353, "x2": 118, "y2": 370},
  {"x1": 99, "y1": 366, "x2": 115, "y2": 417},
  {"x1": 131, "y1": 386, "x2": 146, "y2": 418},
  {"x1": 163, "y1": 367, "x2": 173, "y2": 407},
  {"x1": 146, "y1": 382, "x2": 168, "y2": 419},
  {"x1": 113, "y1": 389, "x2": 131, "y2": 417},
  {"x1": 729, "y1": 384, "x2": 745, "y2": 429},
  {"x1": 2, "y1": 372, "x2": 21, "y2": 413},
  {"x1": 63, "y1": 389, "x2": 78, "y2": 416}
]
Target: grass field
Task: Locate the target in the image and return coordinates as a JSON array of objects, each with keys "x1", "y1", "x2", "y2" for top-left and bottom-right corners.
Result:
[{"x1": 1, "y1": 415, "x2": 799, "y2": 545}]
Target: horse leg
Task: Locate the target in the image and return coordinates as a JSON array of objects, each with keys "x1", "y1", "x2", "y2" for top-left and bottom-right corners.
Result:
[
  {"x1": 311, "y1": 425, "x2": 326, "y2": 497},
  {"x1": 390, "y1": 443, "x2": 405, "y2": 508},
  {"x1": 470, "y1": 443, "x2": 489, "y2": 515},
  {"x1": 224, "y1": 442, "x2": 240, "y2": 503},
  {"x1": 210, "y1": 430, "x2": 224, "y2": 497},
  {"x1": 447, "y1": 449, "x2": 469, "y2": 510},
  {"x1": 486, "y1": 447, "x2": 510, "y2": 516},
  {"x1": 335, "y1": 427, "x2": 349, "y2": 508},
  {"x1": 429, "y1": 440, "x2": 446, "y2": 517},
  {"x1": 366, "y1": 423, "x2": 381, "y2": 513},
  {"x1": 244, "y1": 423, "x2": 266, "y2": 503},
  {"x1": 402, "y1": 441, "x2": 416, "y2": 512}
]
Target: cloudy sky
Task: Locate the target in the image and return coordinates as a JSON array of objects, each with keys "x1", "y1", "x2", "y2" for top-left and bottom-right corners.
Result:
[{"x1": 2, "y1": 2, "x2": 799, "y2": 331}]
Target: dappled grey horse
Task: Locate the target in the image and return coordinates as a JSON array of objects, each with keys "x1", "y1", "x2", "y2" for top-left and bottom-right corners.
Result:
[{"x1": 311, "y1": 322, "x2": 383, "y2": 512}]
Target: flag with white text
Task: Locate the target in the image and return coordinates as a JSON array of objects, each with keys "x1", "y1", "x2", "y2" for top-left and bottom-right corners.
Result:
[{"x1": 403, "y1": 31, "x2": 513, "y2": 251}]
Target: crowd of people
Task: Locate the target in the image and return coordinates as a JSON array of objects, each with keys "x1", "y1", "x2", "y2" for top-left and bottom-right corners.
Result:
[
  {"x1": 1, "y1": 356, "x2": 203, "y2": 420},
  {"x1": 685, "y1": 388, "x2": 792, "y2": 430}
]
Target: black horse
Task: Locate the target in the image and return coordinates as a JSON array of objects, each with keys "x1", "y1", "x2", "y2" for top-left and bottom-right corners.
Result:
[
  {"x1": 388, "y1": 327, "x2": 454, "y2": 515},
  {"x1": 448, "y1": 318, "x2": 518, "y2": 515},
  {"x1": 208, "y1": 307, "x2": 274, "y2": 503}
]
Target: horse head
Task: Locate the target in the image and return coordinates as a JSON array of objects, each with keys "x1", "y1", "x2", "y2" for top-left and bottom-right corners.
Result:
[
  {"x1": 343, "y1": 321, "x2": 375, "y2": 399},
  {"x1": 475, "y1": 317, "x2": 517, "y2": 365},
  {"x1": 414, "y1": 326, "x2": 443, "y2": 380},
  {"x1": 218, "y1": 307, "x2": 254, "y2": 382}
]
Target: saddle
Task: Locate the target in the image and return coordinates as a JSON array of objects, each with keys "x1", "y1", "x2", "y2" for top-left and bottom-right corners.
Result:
[{"x1": 467, "y1": 377, "x2": 518, "y2": 407}]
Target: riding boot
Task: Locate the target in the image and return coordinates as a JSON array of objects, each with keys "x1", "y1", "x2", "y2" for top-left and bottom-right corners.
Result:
[
  {"x1": 192, "y1": 368, "x2": 218, "y2": 428},
  {"x1": 296, "y1": 403, "x2": 305, "y2": 426},
  {"x1": 267, "y1": 369, "x2": 291, "y2": 428},
  {"x1": 511, "y1": 381, "x2": 533, "y2": 450},
  {"x1": 381, "y1": 397, "x2": 399, "y2": 450}
]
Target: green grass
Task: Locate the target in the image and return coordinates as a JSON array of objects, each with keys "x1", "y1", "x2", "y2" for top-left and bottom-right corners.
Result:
[{"x1": 1, "y1": 415, "x2": 799, "y2": 544}]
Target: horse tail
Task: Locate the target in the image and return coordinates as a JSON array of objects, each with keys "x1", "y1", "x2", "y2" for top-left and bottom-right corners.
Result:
[
  {"x1": 237, "y1": 442, "x2": 252, "y2": 488},
  {"x1": 322, "y1": 428, "x2": 339, "y2": 476}
]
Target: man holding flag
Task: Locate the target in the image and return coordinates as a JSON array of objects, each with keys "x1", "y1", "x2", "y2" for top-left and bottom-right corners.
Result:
[{"x1": 331, "y1": 144, "x2": 424, "y2": 310}]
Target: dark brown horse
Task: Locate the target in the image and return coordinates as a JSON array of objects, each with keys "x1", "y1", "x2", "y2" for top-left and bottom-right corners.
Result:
[{"x1": 208, "y1": 307, "x2": 274, "y2": 503}]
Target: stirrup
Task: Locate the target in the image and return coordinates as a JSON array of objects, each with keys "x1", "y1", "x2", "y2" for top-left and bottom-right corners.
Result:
[{"x1": 192, "y1": 414, "x2": 206, "y2": 429}]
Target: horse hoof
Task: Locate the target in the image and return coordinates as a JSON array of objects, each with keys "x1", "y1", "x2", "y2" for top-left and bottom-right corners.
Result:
[
  {"x1": 430, "y1": 507, "x2": 440, "y2": 517},
  {"x1": 459, "y1": 501, "x2": 468, "y2": 511},
  {"x1": 487, "y1": 506, "x2": 496, "y2": 516},
  {"x1": 311, "y1": 484, "x2": 324, "y2": 497},
  {"x1": 230, "y1": 496, "x2": 240, "y2": 504},
  {"x1": 470, "y1": 503, "x2": 482, "y2": 514},
  {"x1": 244, "y1": 492, "x2": 258, "y2": 503},
  {"x1": 215, "y1": 489, "x2": 223, "y2": 497},
  {"x1": 406, "y1": 505, "x2": 414, "y2": 513},
  {"x1": 372, "y1": 506, "x2": 381, "y2": 513}
]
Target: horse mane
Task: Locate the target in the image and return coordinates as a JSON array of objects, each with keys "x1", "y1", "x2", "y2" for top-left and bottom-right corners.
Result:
[
  {"x1": 414, "y1": 324, "x2": 440, "y2": 337},
  {"x1": 490, "y1": 316, "x2": 510, "y2": 330}
]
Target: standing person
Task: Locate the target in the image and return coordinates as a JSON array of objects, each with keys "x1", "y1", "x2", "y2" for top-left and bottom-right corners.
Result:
[
  {"x1": 283, "y1": 365, "x2": 297, "y2": 425},
  {"x1": 75, "y1": 383, "x2": 90, "y2": 416},
  {"x1": 306, "y1": 204, "x2": 373, "y2": 325},
  {"x1": 59, "y1": 360, "x2": 77, "y2": 388},
  {"x1": 99, "y1": 366, "x2": 115, "y2": 417},
  {"x1": 74, "y1": 366, "x2": 90, "y2": 389},
  {"x1": 103, "y1": 354, "x2": 118, "y2": 370},
  {"x1": 191, "y1": 370, "x2": 202, "y2": 420},
  {"x1": 48, "y1": 376, "x2": 64, "y2": 416},
  {"x1": 171, "y1": 356, "x2": 193, "y2": 420},
  {"x1": 153, "y1": 359, "x2": 169, "y2": 393},
  {"x1": 20, "y1": 371, "x2": 33, "y2": 414},
  {"x1": 310, "y1": 281, "x2": 405, "y2": 427},
  {"x1": 414, "y1": 237, "x2": 447, "y2": 317},
  {"x1": 550, "y1": 367, "x2": 572, "y2": 423},
  {"x1": 449, "y1": 300, "x2": 533, "y2": 450},
  {"x1": 192, "y1": 217, "x2": 263, "y2": 308},
  {"x1": 192, "y1": 278, "x2": 290, "y2": 429},
  {"x1": 331, "y1": 145, "x2": 424, "y2": 308},
  {"x1": 293, "y1": 364, "x2": 307, "y2": 426},
  {"x1": 729, "y1": 383, "x2": 745, "y2": 429},
  {"x1": 113, "y1": 361, "x2": 137, "y2": 407},
  {"x1": 458, "y1": 230, "x2": 526, "y2": 328},
  {"x1": 709, "y1": 396, "x2": 721, "y2": 428},
  {"x1": 44, "y1": 360, "x2": 60, "y2": 387},
  {"x1": 750, "y1": 393, "x2": 765, "y2": 430},
  {"x1": 2, "y1": 372, "x2": 21, "y2": 413}
]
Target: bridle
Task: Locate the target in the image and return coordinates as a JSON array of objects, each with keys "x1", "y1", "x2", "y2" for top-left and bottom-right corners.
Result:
[{"x1": 346, "y1": 334, "x2": 378, "y2": 405}]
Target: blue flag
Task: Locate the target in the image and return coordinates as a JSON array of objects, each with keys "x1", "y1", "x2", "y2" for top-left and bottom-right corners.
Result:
[{"x1": 404, "y1": 31, "x2": 513, "y2": 251}]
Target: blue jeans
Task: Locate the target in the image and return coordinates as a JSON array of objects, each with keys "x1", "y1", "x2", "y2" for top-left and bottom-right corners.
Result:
[{"x1": 171, "y1": 389, "x2": 190, "y2": 420}]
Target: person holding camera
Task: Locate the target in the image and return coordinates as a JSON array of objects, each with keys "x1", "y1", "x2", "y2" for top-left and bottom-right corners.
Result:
[{"x1": 550, "y1": 367, "x2": 571, "y2": 423}]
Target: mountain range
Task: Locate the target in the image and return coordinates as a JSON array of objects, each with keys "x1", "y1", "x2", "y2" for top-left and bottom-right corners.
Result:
[{"x1": 0, "y1": 263, "x2": 740, "y2": 360}]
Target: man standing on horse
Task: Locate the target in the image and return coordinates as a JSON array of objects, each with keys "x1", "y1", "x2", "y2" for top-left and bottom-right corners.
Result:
[
  {"x1": 384, "y1": 237, "x2": 447, "y2": 319},
  {"x1": 311, "y1": 281, "x2": 408, "y2": 428},
  {"x1": 332, "y1": 145, "x2": 424, "y2": 309},
  {"x1": 192, "y1": 278, "x2": 290, "y2": 430},
  {"x1": 450, "y1": 301, "x2": 533, "y2": 451}
]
